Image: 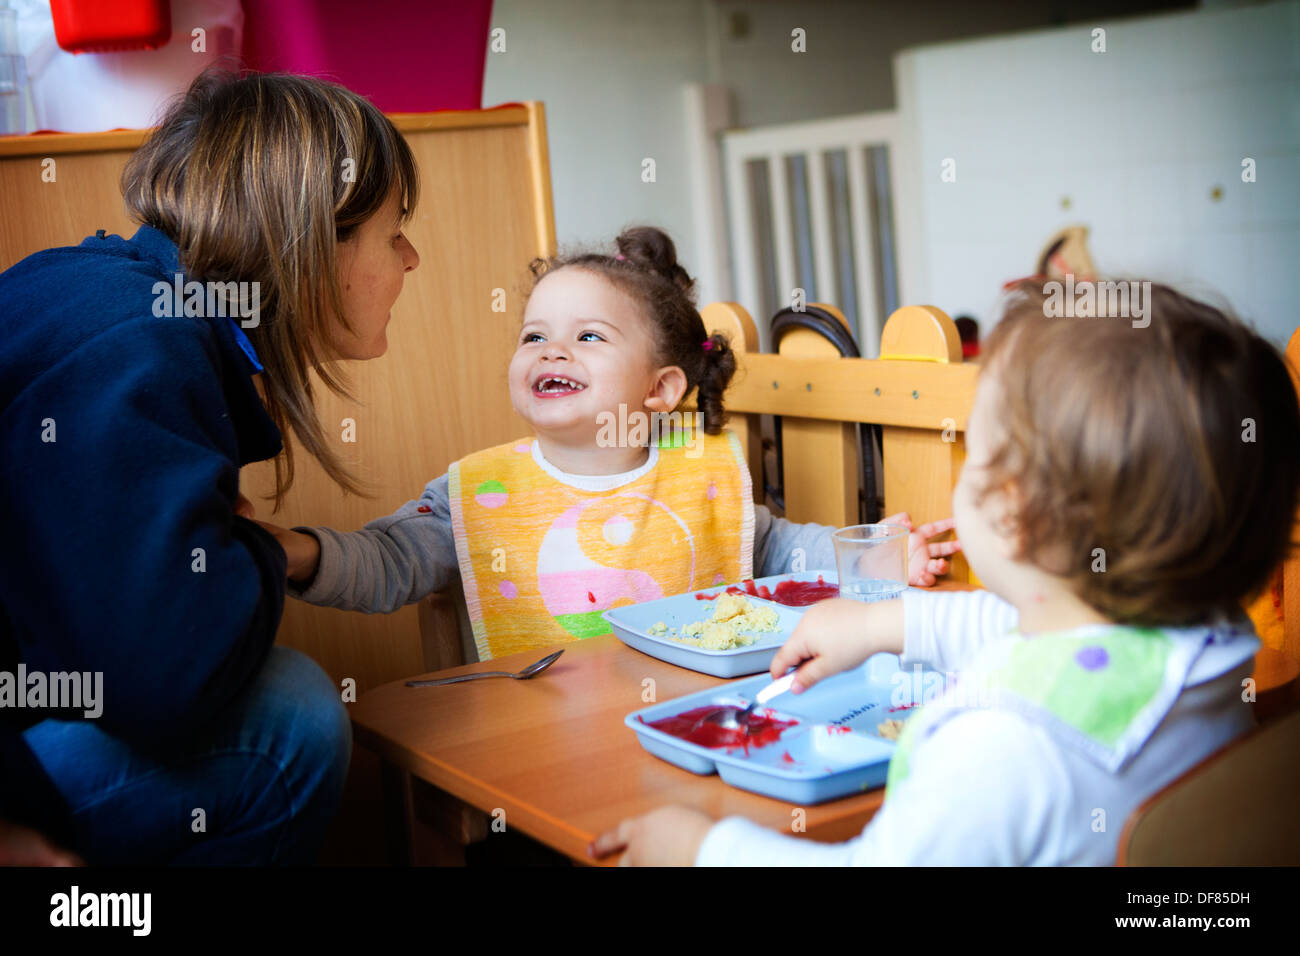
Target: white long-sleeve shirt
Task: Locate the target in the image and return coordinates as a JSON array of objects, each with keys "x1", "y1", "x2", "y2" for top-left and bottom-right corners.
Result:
[{"x1": 695, "y1": 589, "x2": 1260, "y2": 866}]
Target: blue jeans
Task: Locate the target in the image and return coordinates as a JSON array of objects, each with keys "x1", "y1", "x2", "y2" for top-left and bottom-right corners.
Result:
[{"x1": 22, "y1": 647, "x2": 351, "y2": 865}]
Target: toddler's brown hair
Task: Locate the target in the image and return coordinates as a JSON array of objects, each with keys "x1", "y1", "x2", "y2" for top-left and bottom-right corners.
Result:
[{"x1": 977, "y1": 281, "x2": 1300, "y2": 627}]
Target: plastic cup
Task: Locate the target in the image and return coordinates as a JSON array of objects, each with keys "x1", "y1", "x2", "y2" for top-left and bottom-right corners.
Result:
[{"x1": 831, "y1": 524, "x2": 908, "y2": 603}]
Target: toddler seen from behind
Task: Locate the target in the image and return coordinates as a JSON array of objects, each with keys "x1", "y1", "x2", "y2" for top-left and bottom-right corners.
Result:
[{"x1": 596, "y1": 281, "x2": 1300, "y2": 865}]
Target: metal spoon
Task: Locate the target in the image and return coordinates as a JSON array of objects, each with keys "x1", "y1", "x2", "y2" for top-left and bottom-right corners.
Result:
[
  {"x1": 701, "y1": 673, "x2": 797, "y2": 732},
  {"x1": 405, "y1": 650, "x2": 564, "y2": 687}
]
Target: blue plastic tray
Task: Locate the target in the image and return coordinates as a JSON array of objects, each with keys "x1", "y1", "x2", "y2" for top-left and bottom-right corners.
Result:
[
  {"x1": 601, "y1": 571, "x2": 841, "y2": 677},
  {"x1": 625, "y1": 654, "x2": 931, "y2": 804}
]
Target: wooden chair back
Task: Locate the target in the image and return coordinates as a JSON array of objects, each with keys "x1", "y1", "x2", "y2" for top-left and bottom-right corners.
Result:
[
  {"x1": 1283, "y1": 327, "x2": 1300, "y2": 663},
  {"x1": 1118, "y1": 707, "x2": 1300, "y2": 865},
  {"x1": 702, "y1": 300, "x2": 976, "y2": 582}
]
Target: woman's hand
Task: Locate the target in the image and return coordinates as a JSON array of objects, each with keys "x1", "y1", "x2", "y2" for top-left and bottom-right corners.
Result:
[
  {"x1": 252, "y1": 520, "x2": 322, "y2": 584},
  {"x1": 880, "y1": 512, "x2": 962, "y2": 587},
  {"x1": 0, "y1": 819, "x2": 83, "y2": 866},
  {"x1": 769, "y1": 597, "x2": 899, "y2": 693},
  {"x1": 589, "y1": 806, "x2": 715, "y2": 866}
]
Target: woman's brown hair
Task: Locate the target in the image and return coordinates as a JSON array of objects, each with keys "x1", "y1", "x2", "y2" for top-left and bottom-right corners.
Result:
[
  {"x1": 524, "y1": 226, "x2": 735, "y2": 433},
  {"x1": 121, "y1": 67, "x2": 419, "y2": 509},
  {"x1": 976, "y1": 281, "x2": 1300, "y2": 626}
]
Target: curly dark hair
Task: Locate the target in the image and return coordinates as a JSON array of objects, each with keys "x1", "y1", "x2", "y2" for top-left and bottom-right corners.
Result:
[{"x1": 524, "y1": 225, "x2": 735, "y2": 433}]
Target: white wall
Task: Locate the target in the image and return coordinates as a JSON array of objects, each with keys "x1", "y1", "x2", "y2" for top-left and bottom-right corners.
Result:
[
  {"x1": 899, "y1": 0, "x2": 1300, "y2": 346},
  {"x1": 708, "y1": 0, "x2": 1187, "y2": 127},
  {"x1": 482, "y1": 0, "x2": 711, "y2": 284},
  {"x1": 10, "y1": 0, "x2": 244, "y2": 133},
  {"x1": 481, "y1": 0, "x2": 1160, "y2": 309}
]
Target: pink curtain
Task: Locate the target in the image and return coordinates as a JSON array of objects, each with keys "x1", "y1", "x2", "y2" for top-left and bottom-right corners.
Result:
[{"x1": 241, "y1": 0, "x2": 492, "y2": 112}]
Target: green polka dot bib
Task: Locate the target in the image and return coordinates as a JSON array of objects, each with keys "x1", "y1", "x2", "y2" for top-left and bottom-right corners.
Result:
[{"x1": 884, "y1": 624, "x2": 1217, "y2": 800}]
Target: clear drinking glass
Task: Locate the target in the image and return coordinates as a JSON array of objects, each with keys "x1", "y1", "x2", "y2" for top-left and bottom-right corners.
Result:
[{"x1": 832, "y1": 524, "x2": 908, "y2": 603}]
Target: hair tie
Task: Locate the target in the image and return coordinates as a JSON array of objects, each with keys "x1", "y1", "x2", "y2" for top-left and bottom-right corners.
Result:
[
  {"x1": 702, "y1": 340, "x2": 713, "y2": 351},
  {"x1": 614, "y1": 253, "x2": 626, "y2": 261}
]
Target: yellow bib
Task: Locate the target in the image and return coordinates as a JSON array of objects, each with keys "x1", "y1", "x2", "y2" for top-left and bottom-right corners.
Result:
[{"x1": 448, "y1": 431, "x2": 755, "y2": 660}]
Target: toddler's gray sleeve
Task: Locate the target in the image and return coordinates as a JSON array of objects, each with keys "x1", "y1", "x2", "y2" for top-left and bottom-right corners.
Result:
[
  {"x1": 752, "y1": 504, "x2": 838, "y2": 577},
  {"x1": 288, "y1": 472, "x2": 460, "y2": 614}
]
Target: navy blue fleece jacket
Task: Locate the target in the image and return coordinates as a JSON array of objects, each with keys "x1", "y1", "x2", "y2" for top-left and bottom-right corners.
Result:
[{"x1": 0, "y1": 225, "x2": 287, "y2": 839}]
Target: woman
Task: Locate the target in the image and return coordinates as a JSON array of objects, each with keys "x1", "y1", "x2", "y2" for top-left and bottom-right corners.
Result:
[{"x1": 0, "y1": 69, "x2": 420, "y2": 864}]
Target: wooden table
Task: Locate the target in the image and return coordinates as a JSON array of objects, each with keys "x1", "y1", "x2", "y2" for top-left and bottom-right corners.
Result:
[
  {"x1": 352, "y1": 633, "x2": 890, "y2": 865},
  {"x1": 351, "y1": 603, "x2": 1300, "y2": 866}
]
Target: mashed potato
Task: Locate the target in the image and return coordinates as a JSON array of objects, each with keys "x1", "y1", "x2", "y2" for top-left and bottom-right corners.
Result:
[
  {"x1": 652, "y1": 593, "x2": 781, "y2": 650},
  {"x1": 877, "y1": 718, "x2": 904, "y2": 740}
]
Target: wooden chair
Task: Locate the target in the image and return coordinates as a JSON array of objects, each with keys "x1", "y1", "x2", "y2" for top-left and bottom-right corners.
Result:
[
  {"x1": 1275, "y1": 325, "x2": 1300, "y2": 695},
  {"x1": 1118, "y1": 707, "x2": 1300, "y2": 865}
]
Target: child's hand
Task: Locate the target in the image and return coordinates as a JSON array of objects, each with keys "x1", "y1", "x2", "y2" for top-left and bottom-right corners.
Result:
[
  {"x1": 252, "y1": 520, "x2": 322, "y2": 584},
  {"x1": 770, "y1": 597, "x2": 900, "y2": 693},
  {"x1": 589, "y1": 806, "x2": 715, "y2": 866},
  {"x1": 880, "y1": 512, "x2": 962, "y2": 587}
]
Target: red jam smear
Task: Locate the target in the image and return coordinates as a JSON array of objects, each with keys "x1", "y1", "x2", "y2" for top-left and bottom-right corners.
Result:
[
  {"x1": 640, "y1": 706, "x2": 797, "y2": 753},
  {"x1": 694, "y1": 575, "x2": 840, "y2": 607}
]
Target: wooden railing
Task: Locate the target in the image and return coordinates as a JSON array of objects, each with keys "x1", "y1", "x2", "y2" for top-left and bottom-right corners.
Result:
[{"x1": 701, "y1": 300, "x2": 977, "y2": 583}]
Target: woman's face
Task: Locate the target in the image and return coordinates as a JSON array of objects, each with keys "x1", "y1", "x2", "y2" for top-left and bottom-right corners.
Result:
[{"x1": 332, "y1": 191, "x2": 420, "y2": 359}]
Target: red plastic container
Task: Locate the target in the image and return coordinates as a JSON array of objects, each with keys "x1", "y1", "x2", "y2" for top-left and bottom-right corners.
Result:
[{"x1": 49, "y1": 0, "x2": 172, "y2": 54}]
